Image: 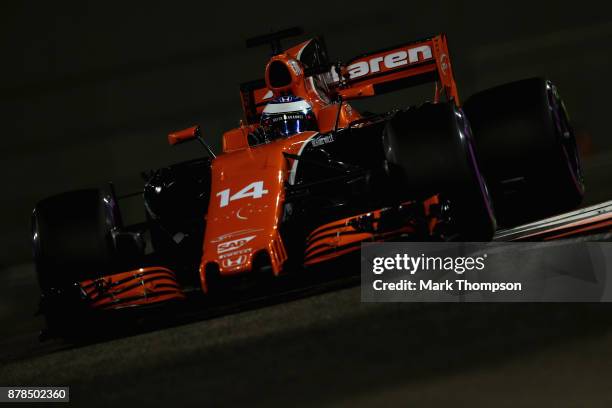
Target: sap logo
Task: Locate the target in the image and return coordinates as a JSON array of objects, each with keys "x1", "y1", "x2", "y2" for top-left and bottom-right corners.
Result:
[
  {"x1": 332, "y1": 45, "x2": 433, "y2": 81},
  {"x1": 217, "y1": 236, "x2": 255, "y2": 254},
  {"x1": 222, "y1": 255, "x2": 248, "y2": 268}
]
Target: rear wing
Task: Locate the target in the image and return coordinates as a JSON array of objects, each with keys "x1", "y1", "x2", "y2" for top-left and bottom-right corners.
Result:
[
  {"x1": 239, "y1": 34, "x2": 459, "y2": 124},
  {"x1": 334, "y1": 34, "x2": 458, "y2": 102}
]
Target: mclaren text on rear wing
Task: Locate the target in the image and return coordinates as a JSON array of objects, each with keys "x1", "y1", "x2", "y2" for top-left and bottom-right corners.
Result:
[{"x1": 332, "y1": 34, "x2": 458, "y2": 102}]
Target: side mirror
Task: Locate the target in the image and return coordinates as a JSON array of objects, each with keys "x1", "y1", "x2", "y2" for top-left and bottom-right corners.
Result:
[
  {"x1": 222, "y1": 127, "x2": 250, "y2": 153},
  {"x1": 168, "y1": 125, "x2": 200, "y2": 146},
  {"x1": 167, "y1": 125, "x2": 216, "y2": 159}
]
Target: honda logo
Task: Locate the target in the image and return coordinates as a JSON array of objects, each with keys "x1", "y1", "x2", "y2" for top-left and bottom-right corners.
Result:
[{"x1": 222, "y1": 255, "x2": 248, "y2": 268}]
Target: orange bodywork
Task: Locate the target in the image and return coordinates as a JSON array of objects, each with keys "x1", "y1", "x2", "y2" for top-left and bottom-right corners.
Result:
[
  {"x1": 304, "y1": 197, "x2": 442, "y2": 266},
  {"x1": 199, "y1": 131, "x2": 320, "y2": 292},
  {"x1": 304, "y1": 209, "x2": 416, "y2": 267},
  {"x1": 79, "y1": 267, "x2": 184, "y2": 310}
]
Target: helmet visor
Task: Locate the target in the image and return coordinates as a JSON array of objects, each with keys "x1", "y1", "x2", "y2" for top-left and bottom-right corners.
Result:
[{"x1": 261, "y1": 111, "x2": 317, "y2": 138}]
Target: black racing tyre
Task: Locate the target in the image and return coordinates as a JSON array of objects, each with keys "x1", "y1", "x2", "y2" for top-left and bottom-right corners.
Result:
[
  {"x1": 463, "y1": 78, "x2": 584, "y2": 226},
  {"x1": 383, "y1": 102, "x2": 497, "y2": 241},
  {"x1": 32, "y1": 188, "x2": 120, "y2": 292}
]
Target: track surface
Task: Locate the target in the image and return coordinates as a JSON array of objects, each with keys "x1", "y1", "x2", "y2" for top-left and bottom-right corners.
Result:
[
  {"x1": 2, "y1": 154, "x2": 612, "y2": 406},
  {"x1": 4, "y1": 266, "x2": 612, "y2": 406}
]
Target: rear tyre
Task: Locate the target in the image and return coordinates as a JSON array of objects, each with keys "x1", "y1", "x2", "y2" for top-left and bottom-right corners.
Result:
[
  {"x1": 383, "y1": 103, "x2": 497, "y2": 241},
  {"x1": 464, "y1": 78, "x2": 584, "y2": 226}
]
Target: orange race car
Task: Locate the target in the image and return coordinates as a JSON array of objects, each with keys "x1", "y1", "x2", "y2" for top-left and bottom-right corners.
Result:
[{"x1": 32, "y1": 28, "x2": 585, "y2": 333}]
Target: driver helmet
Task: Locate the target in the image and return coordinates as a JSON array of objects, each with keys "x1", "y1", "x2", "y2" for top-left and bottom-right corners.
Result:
[{"x1": 260, "y1": 95, "x2": 318, "y2": 139}]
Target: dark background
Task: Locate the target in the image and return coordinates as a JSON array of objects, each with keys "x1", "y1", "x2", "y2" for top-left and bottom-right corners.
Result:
[
  {"x1": 3, "y1": 3, "x2": 612, "y2": 406},
  {"x1": 2, "y1": 2, "x2": 612, "y2": 264}
]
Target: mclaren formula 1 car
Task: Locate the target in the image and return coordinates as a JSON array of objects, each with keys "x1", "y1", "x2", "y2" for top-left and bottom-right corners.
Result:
[{"x1": 32, "y1": 28, "x2": 586, "y2": 330}]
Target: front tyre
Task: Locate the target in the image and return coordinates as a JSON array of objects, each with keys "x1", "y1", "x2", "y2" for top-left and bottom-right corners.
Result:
[{"x1": 32, "y1": 188, "x2": 120, "y2": 334}]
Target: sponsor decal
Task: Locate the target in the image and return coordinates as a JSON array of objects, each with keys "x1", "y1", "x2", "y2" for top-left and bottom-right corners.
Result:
[
  {"x1": 219, "y1": 248, "x2": 252, "y2": 260},
  {"x1": 217, "y1": 236, "x2": 256, "y2": 254},
  {"x1": 439, "y1": 53, "x2": 449, "y2": 76},
  {"x1": 331, "y1": 44, "x2": 433, "y2": 82},
  {"x1": 311, "y1": 134, "x2": 335, "y2": 147},
  {"x1": 288, "y1": 59, "x2": 302, "y2": 76},
  {"x1": 210, "y1": 228, "x2": 263, "y2": 243},
  {"x1": 222, "y1": 255, "x2": 248, "y2": 268}
]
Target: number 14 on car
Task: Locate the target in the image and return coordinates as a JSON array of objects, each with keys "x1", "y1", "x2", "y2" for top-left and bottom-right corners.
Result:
[{"x1": 216, "y1": 181, "x2": 269, "y2": 207}]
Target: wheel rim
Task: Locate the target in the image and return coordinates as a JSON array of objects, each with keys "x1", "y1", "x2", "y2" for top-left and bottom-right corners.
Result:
[
  {"x1": 457, "y1": 108, "x2": 496, "y2": 224},
  {"x1": 546, "y1": 81, "x2": 585, "y2": 195}
]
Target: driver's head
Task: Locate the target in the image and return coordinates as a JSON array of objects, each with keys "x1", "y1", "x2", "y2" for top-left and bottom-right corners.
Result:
[{"x1": 260, "y1": 95, "x2": 317, "y2": 139}]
